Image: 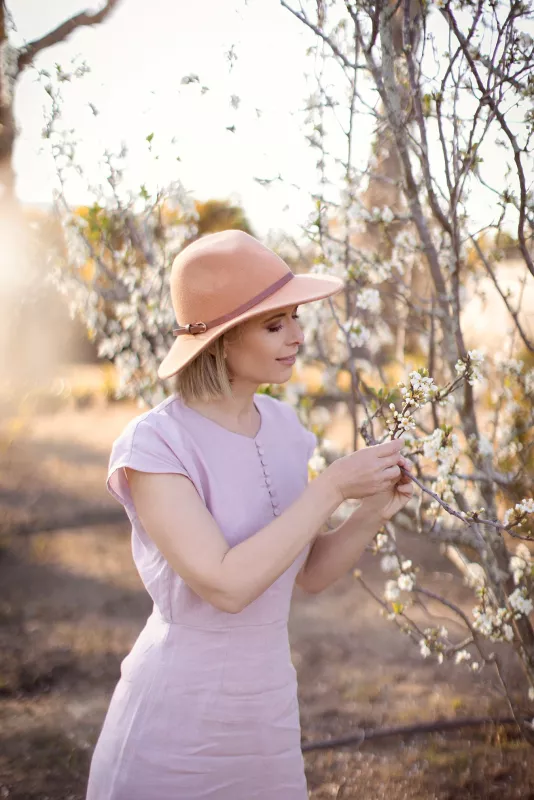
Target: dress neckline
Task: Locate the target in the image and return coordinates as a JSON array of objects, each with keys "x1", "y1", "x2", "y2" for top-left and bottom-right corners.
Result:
[{"x1": 177, "y1": 394, "x2": 264, "y2": 441}]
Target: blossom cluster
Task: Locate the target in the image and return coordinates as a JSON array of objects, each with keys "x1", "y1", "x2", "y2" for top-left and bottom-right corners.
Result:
[
  {"x1": 509, "y1": 544, "x2": 534, "y2": 585},
  {"x1": 336, "y1": 320, "x2": 371, "y2": 350},
  {"x1": 503, "y1": 498, "x2": 534, "y2": 529},
  {"x1": 356, "y1": 287, "x2": 381, "y2": 314},
  {"x1": 379, "y1": 552, "x2": 417, "y2": 600},
  {"x1": 419, "y1": 426, "x2": 462, "y2": 510},
  {"x1": 472, "y1": 604, "x2": 514, "y2": 643},
  {"x1": 386, "y1": 369, "x2": 438, "y2": 434},
  {"x1": 508, "y1": 588, "x2": 534, "y2": 618},
  {"x1": 470, "y1": 583, "x2": 532, "y2": 644},
  {"x1": 419, "y1": 626, "x2": 449, "y2": 664},
  {"x1": 455, "y1": 349, "x2": 485, "y2": 386}
]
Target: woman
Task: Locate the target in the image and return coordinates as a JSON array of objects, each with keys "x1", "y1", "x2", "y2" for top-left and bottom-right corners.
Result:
[{"x1": 86, "y1": 229, "x2": 413, "y2": 800}]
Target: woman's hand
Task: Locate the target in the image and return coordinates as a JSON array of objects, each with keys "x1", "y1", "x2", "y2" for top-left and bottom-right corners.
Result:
[
  {"x1": 325, "y1": 438, "x2": 406, "y2": 503},
  {"x1": 360, "y1": 456, "x2": 414, "y2": 522}
]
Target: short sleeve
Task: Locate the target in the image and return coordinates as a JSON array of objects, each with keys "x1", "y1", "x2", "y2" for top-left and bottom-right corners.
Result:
[{"x1": 106, "y1": 417, "x2": 193, "y2": 513}]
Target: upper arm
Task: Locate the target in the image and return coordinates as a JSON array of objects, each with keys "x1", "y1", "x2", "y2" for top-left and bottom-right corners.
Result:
[{"x1": 125, "y1": 468, "x2": 240, "y2": 612}]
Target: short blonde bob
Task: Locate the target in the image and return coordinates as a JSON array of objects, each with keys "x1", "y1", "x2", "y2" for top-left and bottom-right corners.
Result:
[{"x1": 173, "y1": 323, "x2": 244, "y2": 405}]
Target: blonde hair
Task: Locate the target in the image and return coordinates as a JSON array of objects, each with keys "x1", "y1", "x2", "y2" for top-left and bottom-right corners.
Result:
[{"x1": 173, "y1": 323, "x2": 244, "y2": 405}]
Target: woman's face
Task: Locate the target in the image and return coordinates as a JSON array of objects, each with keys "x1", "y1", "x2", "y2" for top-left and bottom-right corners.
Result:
[{"x1": 224, "y1": 304, "x2": 305, "y2": 385}]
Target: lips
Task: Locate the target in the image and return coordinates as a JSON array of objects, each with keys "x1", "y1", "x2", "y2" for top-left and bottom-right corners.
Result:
[{"x1": 277, "y1": 356, "x2": 296, "y2": 364}]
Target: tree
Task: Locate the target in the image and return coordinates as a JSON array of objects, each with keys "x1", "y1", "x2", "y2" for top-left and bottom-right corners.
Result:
[
  {"x1": 0, "y1": 1, "x2": 121, "y2": 386},
  {"x1": 278, "y1": 0, "x2": 534, "y2": 742},
  {"x1": 0, "y1": 0, "x2": 120, "y2": 207}
]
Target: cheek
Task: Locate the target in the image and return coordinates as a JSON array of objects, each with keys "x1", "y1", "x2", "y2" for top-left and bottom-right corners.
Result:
[
  {"x1": 258, "y1": 331, "x2": 284, "y2": 358},
  {"x1": 229, "y1": 331, "x2": 280, "y2": 367}
]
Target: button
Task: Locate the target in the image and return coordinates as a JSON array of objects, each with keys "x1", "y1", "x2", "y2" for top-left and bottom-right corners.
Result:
[
  {"x1": 257, "y1": 447, "x2": 265, "y2": 455},
  {"x1": 255, "y1": 438, "x2": 262, "y2": 447},
  {"x1": 269, "y1": 488, "x2": 276, "y2": 497},
  {"x1": 265, "y1": 478, "x2": 272, "y2": 487},
  {"x1": 273, "y1": 500, "x2": 280, "y2": 508},
  {"x1": 263, "y1": 469, "x2": 270, "y2": 477},
  {"x1": 260, "y1": 458, "x2": 268, "y2": 466},
  {"x1": 273, "y1": 508, "x2": 281, "y2": 516}
]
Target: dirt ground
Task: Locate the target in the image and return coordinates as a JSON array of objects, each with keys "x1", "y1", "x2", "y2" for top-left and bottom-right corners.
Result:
[{"x1": 1, "y1": 392, "x2": 533, "y2": 800}]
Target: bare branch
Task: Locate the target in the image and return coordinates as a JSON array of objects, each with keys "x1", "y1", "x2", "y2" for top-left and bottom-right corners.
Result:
[
  {"x1": 442, "y1": 5, "x2": 534, "y2": 279},
  {"x1": 470, "y1": 235, "x2": 534, "y2": 353},
  {"x1": 280, "y1": 1, "x2": 358, "y2": 73},
  {"x1": 17, "y1": 0, "x2": 121, "y2": 73}
]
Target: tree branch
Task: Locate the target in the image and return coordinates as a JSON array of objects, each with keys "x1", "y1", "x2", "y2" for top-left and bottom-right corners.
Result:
[
  {"x1": 16, "y1": 0, "x2": 121, "y2": 73},
  {"x1": 469, "y1": 235, "x2": 534, "y2": 353}
]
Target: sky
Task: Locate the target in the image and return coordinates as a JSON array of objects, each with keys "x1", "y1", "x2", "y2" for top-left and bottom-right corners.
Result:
[
  {"x1": 10, "y1": 0, "x2": 344, "y2": 240},
  {"x1": 8, "y1": 0, "x2": 534, "y2": 242}
]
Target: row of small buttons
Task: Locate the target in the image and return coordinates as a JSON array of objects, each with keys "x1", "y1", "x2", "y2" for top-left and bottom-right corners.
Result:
[{"x1": 255, "y1": 438, "x2": 280, "y2": 516}]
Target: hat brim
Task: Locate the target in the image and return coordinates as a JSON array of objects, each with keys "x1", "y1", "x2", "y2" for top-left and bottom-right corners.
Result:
[{"x1": 157, "y1": 273, "x2": 344, "y2": 381}]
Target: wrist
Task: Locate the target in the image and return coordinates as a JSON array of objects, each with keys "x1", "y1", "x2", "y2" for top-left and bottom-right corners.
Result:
[
  {"x1": 357, "y1": 496, "x2": 388, "y2": 527},
  {"x1": 314, "y1": 468, "x2": 343, "y2": 517}
]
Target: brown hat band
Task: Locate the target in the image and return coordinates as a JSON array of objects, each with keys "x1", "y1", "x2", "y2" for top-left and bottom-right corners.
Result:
[{"x1": 172, "y1": 271, "x2": 294, "y2": 337}]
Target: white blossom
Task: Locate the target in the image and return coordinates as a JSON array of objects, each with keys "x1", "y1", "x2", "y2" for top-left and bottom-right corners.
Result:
[
  {"x1": 503, "y1": 624, "x2": 514, "y2": 642},
  {"x1": 420, "y1": 640, "x2": 431, "y2": 658},
  {"x1": 375, "y1": 533, "x2": 390, "y2": 551},
  {"x1": 509, "y1": 554, "x2": 528, "y2": 585},
  {"x1": 397, "y1": 572, "x2": 415, "y2": 592},
  {"x1": 356, "y1": 287, "x2": 381, "y2": 314},
  {"x1": 308, "y1": 453, "x2": 326, "y2": 474},
  {"x1": 384, "y1": 580, "x2": 400, "y2": 602},
  {"x1": 472, "y1": 603, "x2": 514, "y2": 641},
  {"x1": 380, "y1": 554, "x2": 400, "y2": 573},
  {"x1": 454, "y1": 649, "x2": 472, "y2": 664},
  {"x1": 455, "y1": 349, "x2": 485, "y2": 386},
  {"x1": 508, "y1": 588, "x2": 533, "y2": 617},
  {"x1": 336, "y1": 321, "x2": 371, "y2": 349},
  {"x1": 504, "y1": 498, "x2": 534, "y2": 528}
]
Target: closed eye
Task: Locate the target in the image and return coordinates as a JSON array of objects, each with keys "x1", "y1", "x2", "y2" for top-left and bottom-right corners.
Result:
[{"x1": 267, "y1": 313, "x2": 300, "y2": 333}]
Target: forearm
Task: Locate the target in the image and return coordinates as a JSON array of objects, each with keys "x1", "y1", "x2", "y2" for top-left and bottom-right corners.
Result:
[
  {"x1": 298, "y1": 499, "x2": 385, "y2": 594},
  {"x1": 220, "y1": 471, "x2": 341, "y2": 611}
]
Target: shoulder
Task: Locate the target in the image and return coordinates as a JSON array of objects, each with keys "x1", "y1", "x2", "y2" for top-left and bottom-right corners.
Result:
[
  {"x1": 107, "y1": 396, "x2": 204, "y2": 510},
  {"x1": 113, "y1": 395, "x2": 190, "y2": 456}
]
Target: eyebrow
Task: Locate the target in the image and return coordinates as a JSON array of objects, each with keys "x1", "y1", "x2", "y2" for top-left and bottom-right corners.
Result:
[{"x1": 264, "y1": 306, "x2": 299, "y2": 323}]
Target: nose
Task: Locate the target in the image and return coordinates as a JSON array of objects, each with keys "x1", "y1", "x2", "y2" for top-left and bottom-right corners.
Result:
[{"x1": 289, "y1": 317, "x2": 305, "y2": 347}]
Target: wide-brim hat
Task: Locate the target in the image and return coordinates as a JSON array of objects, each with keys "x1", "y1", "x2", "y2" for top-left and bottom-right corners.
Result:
[{"x1": 157, "y1": 229, "x2": 344, "y2": 380}]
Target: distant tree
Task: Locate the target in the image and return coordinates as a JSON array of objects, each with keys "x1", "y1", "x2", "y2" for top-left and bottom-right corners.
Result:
[
  {"x1": 0, "y1": 1, "x2": 121, "y2": 383},
  {"x1": 0, "y1": 0, "x2": 120, "y2": 208}
]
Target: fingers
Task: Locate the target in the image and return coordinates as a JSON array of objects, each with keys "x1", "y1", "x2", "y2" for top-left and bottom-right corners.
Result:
[
  {"x1": 376, "y1": 438, "x2": 405, "y2": 458},
  {"x1": 382, "y1": 465, "x2": 401, "y2": 482},
  {"x1": 382, "y1": 453, "x2": 412, "y2": 469}
]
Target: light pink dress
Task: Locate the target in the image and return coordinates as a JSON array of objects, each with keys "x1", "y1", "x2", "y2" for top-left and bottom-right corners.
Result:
[{"x1": 85, "y1": 391, "x2": 317, "y2": 800}]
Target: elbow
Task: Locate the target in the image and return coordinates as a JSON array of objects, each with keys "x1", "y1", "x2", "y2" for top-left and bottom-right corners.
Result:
[
  {"x1": 225, "y1": 600, "x2": 247, "y2": 614},
  {"x1": 207, "y1": 585, "x2": 247, "y2": 614},
  {"x1": 216, "y1": 595, "x2": 245, "y2": 614}
]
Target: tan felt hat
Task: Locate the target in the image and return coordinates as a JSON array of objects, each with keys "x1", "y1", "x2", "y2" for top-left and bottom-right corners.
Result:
[{"x1": 157, "y1": 229, "x2": 344, "y2": 380}]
